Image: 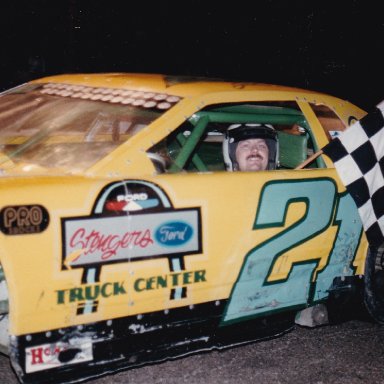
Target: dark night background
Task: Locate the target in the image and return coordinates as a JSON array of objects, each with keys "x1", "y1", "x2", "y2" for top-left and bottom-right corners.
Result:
[{"x1": 1, "y1": 0, "x2": 382, "y2": 111}]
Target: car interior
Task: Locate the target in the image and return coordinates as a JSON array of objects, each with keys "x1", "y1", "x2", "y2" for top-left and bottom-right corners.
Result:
[{"x1": 148, "y1": 103, "x2": 325, "y2": 173}]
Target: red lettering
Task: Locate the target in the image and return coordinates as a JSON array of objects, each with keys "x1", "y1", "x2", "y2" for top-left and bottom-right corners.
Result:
[
  {"x1": 31, "y1": 347, "x2": 43, "y2": 365},
  {"x1": 69, "y1": 228, "x2": 86, "y2": 262},
  {"x1": 138, "y1": 229, "x2": 153, "y2": 247},
  {"x1": 68, "y1": 227, "x2": 154, "y2": 261},
  {"x1": 53, "y1": 346, "x2": 62, "y2": 355}
]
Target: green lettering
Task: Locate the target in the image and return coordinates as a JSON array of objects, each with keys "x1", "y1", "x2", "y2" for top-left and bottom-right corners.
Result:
[
  {"x1": 156, "y1": 275, "x2": 167, "y2": 288},
  {"x1": 56, "y1": 290, "x2": 66, "y2": 304},
  {"x1": 113, "y1": 282, "x2": 127, "y2": 295},
  {"x1": 194, "y1": 270, "x2": 206, "y2": 283},
  {"x1": 171, "y1": 273, "x2": 181, "y2": 286},
  {"x1": 146, "y1": 277, "x2": 155, "y2": 290},
  {"x1": 101, "y1": 283, "x2": 112, "y2": 297},
  {"x1": 134, "y1": 278, "x2": 145, "y2": 292},
  {"x1": 183, "y1": 272, "x2": 192, "y2": 284},
  {"x1": 85, "y1": 285, "x2": 100, "y2": 301},
  {"x1": 69, "y1": 288, "x2": 84, "y2": 302}
]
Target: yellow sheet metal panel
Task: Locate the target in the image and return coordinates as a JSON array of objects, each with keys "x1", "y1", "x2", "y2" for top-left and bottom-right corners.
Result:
[{"x1": 0, "y1": 74, "x2": 368, "y2": 337}]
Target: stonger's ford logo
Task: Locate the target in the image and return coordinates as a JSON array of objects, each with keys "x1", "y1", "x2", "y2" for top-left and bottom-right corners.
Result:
[
  {"x1": 155, "y1": 221, "x2": 193, "y2": 246},
  {"x1": 63, "y1": 209, "x2": 201, "y2": 267}
]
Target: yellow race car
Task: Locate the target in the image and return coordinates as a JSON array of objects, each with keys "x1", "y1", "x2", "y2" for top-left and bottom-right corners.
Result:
[{"x1": 0, "y1": 73, "x2": 379, "y2": 383}]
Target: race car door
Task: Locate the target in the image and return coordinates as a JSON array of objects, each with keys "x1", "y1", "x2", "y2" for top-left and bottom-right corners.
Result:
[{"x1": 142, "y1": 102, "x2": 366, "y2": 325}]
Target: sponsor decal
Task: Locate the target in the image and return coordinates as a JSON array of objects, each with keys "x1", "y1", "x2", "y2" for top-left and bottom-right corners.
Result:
[
  {"x1": 55, "y1": 271, "x2": 206, "y2": 304},
  {"x1": 155, "y1": 221, "x2": 193, "y2": 247},
  {"x1": 25, "y1": 340, "x2": 93, "y2": 373},
  {"x1": 60, "y1": 180, "x2": 202, "y2": 314},
  {"x1": 0, "y1": 205, "x2": 49, "y2": 235},
  {"x1": 62, "y1": 209, "x2": 201, "y2": 268},
  {"x1": 105, "y1": 193, "x2": 149, "y2": 212},
  {"x1": 93, "y1": 181, "x2": 170, "y2": 214},
  {"x1": 56, "y1": 281, "x2": 127, "y2": 304},
  {"x1": 134, "y1": 269, "x2": 206, "y2": 292}
]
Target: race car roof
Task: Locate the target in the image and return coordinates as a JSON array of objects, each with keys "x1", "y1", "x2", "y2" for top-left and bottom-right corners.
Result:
[{"x1": 30, "y1": 73, "x2": 322, "y2": 99}]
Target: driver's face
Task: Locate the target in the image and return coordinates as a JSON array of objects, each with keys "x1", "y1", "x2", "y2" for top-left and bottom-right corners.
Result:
[{"x1": 235, "y1": 138, "x2": 269, "y2": 171}]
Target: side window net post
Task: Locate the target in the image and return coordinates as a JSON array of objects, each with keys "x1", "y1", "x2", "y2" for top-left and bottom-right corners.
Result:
[
  {"x1": 298, "y1": 120, "x2": 326, "y2": 168},
  {"x1": 169, "y1": 115, "x2": 209, "y2": 172},
  {"x1": 175, "y1": 132, "x2": 208, "y2": 172}
]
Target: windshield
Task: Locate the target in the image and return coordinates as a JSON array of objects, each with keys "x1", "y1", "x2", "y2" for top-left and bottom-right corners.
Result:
[{"x1": 0, "y1": 83, "x2": 181, "y2": 173}]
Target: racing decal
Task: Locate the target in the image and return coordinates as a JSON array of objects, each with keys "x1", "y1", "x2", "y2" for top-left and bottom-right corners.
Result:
[
  {"x1": 133, "y1": 269, "x2": 206, "y2": 292},
  {"x1": 313, "y1": 192, "x2": 362, "y2": 301},
  {"x1": 60, "y1": 180, "x2": 202, "y2": 314},
  {"x1": 93, "y1": 180, "x2": 172, "y2": 214},
  {"x1": 56, "y1": 281, "x2": 127, "y2": 305},
  {"x1": 62, "y1": 209, "x2": 200, "y2": 267},
  {"x1": 25, "y1": 339, "x2": 93, "y2": 373},
  {"x1": 54, "y1": 270, "x2": 206, "y2": 305},
  {"x1": 223, "y1": 178, "x2": 363, "y2": 324},
  {"x1": 0, "y1": 205, "x2": 49, "y2": 235}
]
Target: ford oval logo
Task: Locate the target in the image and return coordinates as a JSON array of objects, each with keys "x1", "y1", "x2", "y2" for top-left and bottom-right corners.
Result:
[{"x1": 155, "y1": 221, "x2": 193, "y2": 246}]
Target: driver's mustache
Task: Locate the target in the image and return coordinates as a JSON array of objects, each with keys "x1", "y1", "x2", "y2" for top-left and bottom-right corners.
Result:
[{"x1": 246, "y1": 153, "x2": 263, "y2": 160}]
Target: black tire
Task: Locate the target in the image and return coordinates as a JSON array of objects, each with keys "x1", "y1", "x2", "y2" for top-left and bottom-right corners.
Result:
[{"x1": 364, "y1": 244, "x2": 384, "y2": 323}]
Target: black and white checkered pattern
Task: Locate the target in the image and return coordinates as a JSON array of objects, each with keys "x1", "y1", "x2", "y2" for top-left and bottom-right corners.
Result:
[{"x1": 322, "y1": 101, "x2": 384, "y2": 247}]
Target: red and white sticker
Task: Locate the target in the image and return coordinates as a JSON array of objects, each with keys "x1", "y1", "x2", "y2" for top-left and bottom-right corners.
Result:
[{"x1": 25, "y1": 340, "x2": 93, "y2": 373}]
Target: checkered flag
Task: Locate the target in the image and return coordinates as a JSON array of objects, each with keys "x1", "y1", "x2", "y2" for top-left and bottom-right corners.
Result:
[{"x1": 322, "y1": 101, "x2": 384, "y2": 247}]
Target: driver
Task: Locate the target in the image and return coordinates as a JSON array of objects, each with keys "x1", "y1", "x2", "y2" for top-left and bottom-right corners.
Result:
[{"x1": 223, "y1": 123, "x2": 279, "y2": 171}]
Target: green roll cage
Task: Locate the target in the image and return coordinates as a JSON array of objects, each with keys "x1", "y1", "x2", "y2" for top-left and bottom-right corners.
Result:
[{"x1": 165, "y1": 105, "x2": 325, "y2": 173}]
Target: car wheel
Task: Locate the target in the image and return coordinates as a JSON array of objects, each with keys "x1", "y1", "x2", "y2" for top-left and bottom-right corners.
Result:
[{"x1": 364, "y1": 244, "x2": 384, "y2": 323}]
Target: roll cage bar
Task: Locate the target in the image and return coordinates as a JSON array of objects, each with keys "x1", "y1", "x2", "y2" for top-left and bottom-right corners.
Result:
[{"x1": 168, "y1": 105, "x2": 324, "y2": 172}]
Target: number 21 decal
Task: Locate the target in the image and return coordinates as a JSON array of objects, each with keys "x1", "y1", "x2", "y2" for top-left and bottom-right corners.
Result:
[{"x1": 223, "y1": 178, "x2": 363, "y2": 324}]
